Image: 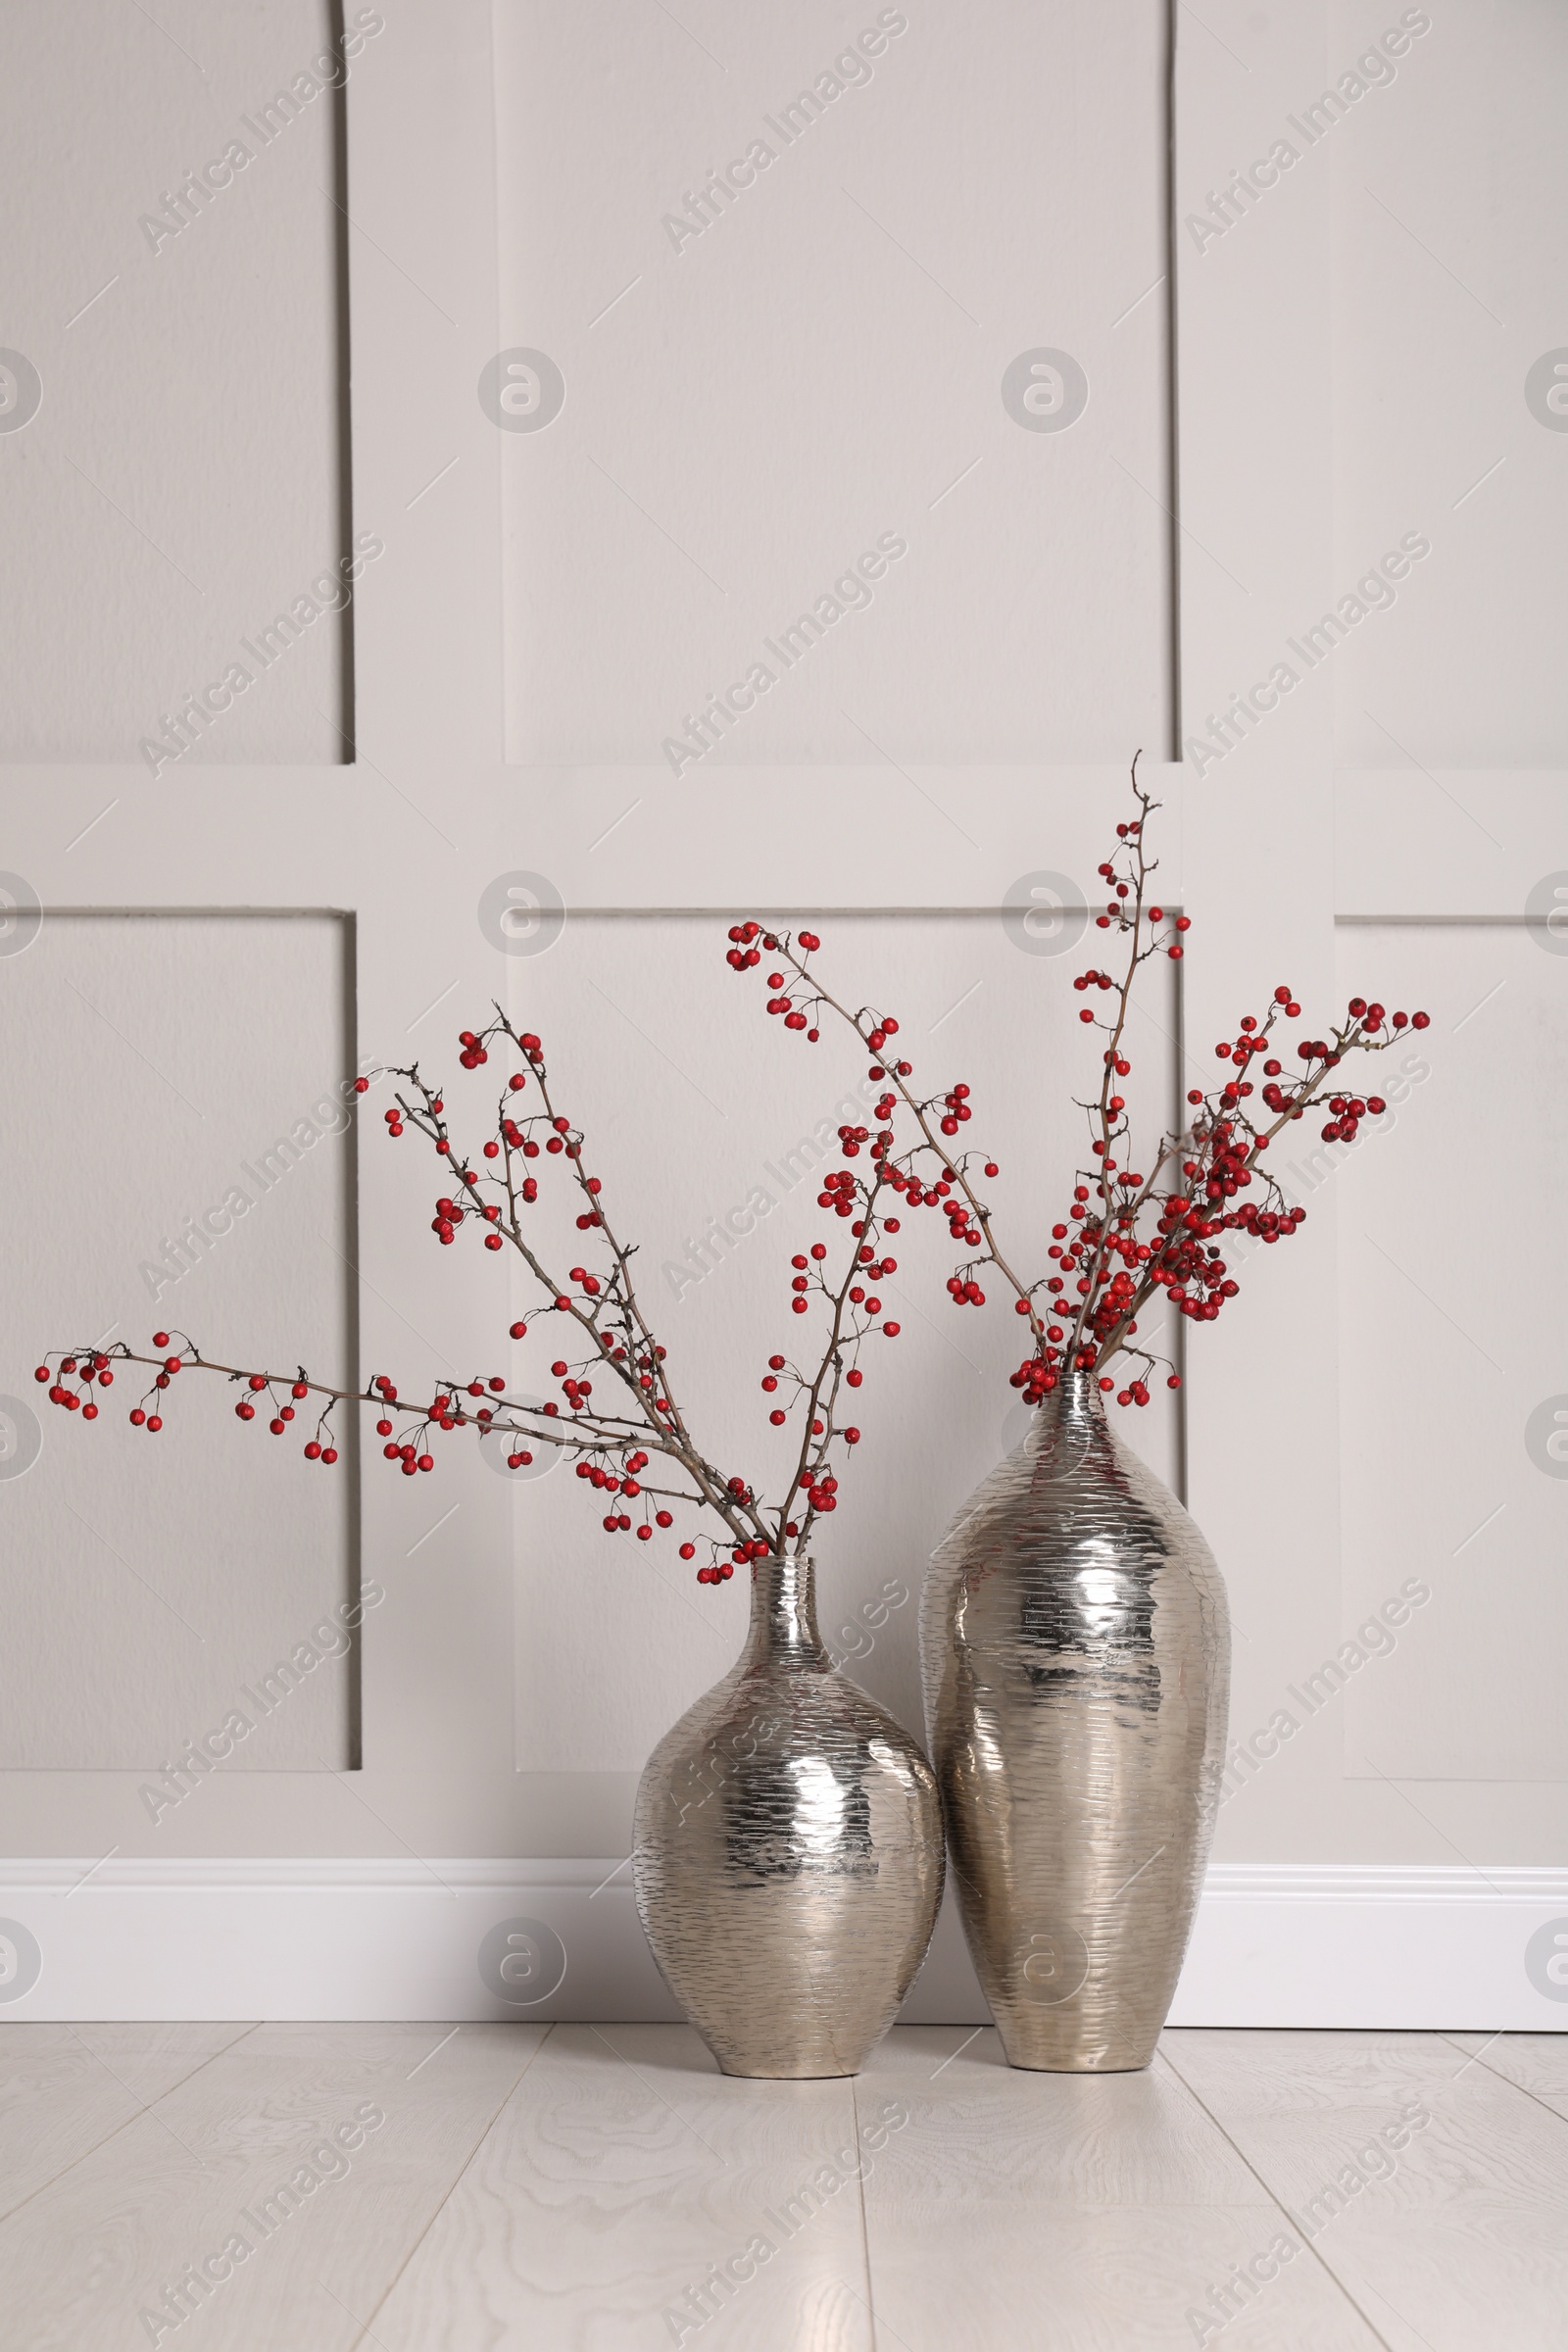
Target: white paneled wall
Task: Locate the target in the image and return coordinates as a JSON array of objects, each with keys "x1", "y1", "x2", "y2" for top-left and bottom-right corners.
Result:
[
  {"x1": 0, "y1": 0, "x2": 1564, "y2": 2023},
  {"x1": 1336, "y1": 918, "x2": 1568, "y2": 1783},
  {"x1": 0, "y1": 914, "x2": 358, "y2": 1771},
  {"x1": 0, "y1": 0, "x2": 356, "y2": 763},
  {"x1": 494, "y1": 0, "x2": 1172, "y2": 764},
  {"x1": 1330, "y1": 0, "x2": 1568, "y2": 766}
]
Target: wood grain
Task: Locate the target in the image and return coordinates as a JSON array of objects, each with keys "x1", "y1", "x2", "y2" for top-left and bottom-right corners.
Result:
[
  {"x1": 0, "y1": 2022, "x2": 253, "y2": 2222},
  {"x1": 855, "y1": 2028, "x2": 1386, "y2": 2350},
  {"x1": 365, "y1": 2022, "x2": 876, "y2": 2352},
  {"x1": 5, "y1": 2021, "x2": 1564, "y2": 2349},
  {"x1": 1444, "y1": 2031, "x2": 1568, "y2": 2124},
  {"x1": 0, "y1": 2021, "x2": 546, "y2": 2351},
  {"x1": 1164, "y1": 2028, "x2": 1568, "y2": 2352}
]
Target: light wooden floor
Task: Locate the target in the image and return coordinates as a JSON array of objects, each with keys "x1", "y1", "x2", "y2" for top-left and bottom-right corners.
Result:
[{"x1": 3, "y1": 2023, "x2": 1565, "y2": 2349}]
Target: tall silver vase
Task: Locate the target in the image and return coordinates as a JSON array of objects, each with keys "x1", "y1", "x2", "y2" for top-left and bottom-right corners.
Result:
[
  {"x1": 634, "y1": 1550, "x2": 944, "y2": 2079},
  {"x1": 922, "y1": 1372, "x2": 1229, "y2": 2072}
]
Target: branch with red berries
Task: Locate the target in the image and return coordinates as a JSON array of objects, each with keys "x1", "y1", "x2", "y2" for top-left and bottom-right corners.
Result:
[
  {"x1": 726, "y1": 756, "x2": 1430, "y2": 1412},
  {"x1": 37, "y1": 1010, "x2": 906, "y2": 1583}
]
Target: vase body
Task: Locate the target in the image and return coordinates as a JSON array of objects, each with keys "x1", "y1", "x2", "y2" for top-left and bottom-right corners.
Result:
[
  {"x1": 634, "y1": 1551, "x2": 944, "y2": 2078},
  {"x1": 922, "y1": 1373, "x2": 1229, "y2": 2072}
]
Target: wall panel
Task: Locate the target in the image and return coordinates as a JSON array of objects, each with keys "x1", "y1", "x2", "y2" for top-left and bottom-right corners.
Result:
[
  {"x1": 0, "y1": 0, "x2": 356, "y2": 764},
  {"x1": 1336, "y1": 917, "x2": 1568, "y2": 1781},
  {"x1": 1329, "y1": 0, "x2": 1568, "y2": 766},
  {"x1": 494, "y1": 0, "x2": 1172, "y2": 765},
  {"x1": 505, "y1": 909, "x2": 1180, "y2": 1770},
  {"x1": 0, "y1": 912, "x2": 359, "y2": 1772}
]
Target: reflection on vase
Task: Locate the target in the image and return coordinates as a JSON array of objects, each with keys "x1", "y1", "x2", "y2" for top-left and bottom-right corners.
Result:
[
  {"x1": 922, "y1": 1371, "x2": 1229, "y2": 2071},
  {"x1": 635, "y1": 1549, "x2": 944, "y2": 2079}
]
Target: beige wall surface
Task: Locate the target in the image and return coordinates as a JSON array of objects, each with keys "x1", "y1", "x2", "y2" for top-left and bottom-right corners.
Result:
[{"x1": 0, "y1": 0, "x2": 1563, "y2": 1955}]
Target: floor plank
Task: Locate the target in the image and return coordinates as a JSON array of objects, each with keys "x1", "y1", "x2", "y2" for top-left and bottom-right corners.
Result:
[
  {"x1": 0, "y1": 2021, "x2": 546, "y2": 2352},
  {"x1": 1164, "y1": 2028, "x2": 1568, "y2": 2352},
  {"x1": 365, "y1": 2022, "x2": 875, "y2": 2352},
  {"x1": 855, "y1": 2027, "x2": 1386, "y2": 2350},
  {"x1": 1444, "y1": 2031, "x2": 1568, "y2": 2124},
  {"x1": 0, "y1": 2021, "x2": 254, "y2": 2222}
]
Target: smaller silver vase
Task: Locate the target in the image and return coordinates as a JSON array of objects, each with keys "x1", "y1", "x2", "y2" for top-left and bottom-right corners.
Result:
[{"x1": 634, "y1": 1550, "x2": 944, "y2": 2079}]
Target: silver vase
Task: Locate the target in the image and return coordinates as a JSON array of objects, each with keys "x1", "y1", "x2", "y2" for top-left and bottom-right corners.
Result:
[
  {"x1": 922, "y1": 1371, "x2": 1229, "y2": 2072},
  {"x1": 634, "y1": 1550, "x2": 944, "y2": 2078}
]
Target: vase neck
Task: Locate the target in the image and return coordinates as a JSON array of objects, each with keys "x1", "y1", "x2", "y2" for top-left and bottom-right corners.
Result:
[
  {"x1": 1024, "y1": 1368, "x2": 1111, "y2": 1484},
  {"x1": 743, "y1": 1550, "x2": 824, "y2": 1661},
  {"x1": 1041, "y1": 1369, "x2": 1106, "y2": 1432}
]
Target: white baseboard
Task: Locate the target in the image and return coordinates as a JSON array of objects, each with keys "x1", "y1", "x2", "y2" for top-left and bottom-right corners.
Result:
[{"x1": 2, "y1": 1859, "x2": 1565, "y2": 2028}]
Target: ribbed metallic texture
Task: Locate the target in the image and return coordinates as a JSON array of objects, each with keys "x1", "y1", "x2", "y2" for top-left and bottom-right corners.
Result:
[
  {"x1": 634, "y1": 1550, "x2": 944, "y2": 2079},
  {"x1": 922, "y1": 1371, "x2": 1230, "y2": 2072}
]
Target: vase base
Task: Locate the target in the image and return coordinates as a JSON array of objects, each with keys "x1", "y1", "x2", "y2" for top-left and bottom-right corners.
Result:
[
  {"x1": 995, "y1": 2019, "x2": 1160, "y2": 2074},
  {"x1": 1001, "y1": 2052, "x2": 1154, "y2": 2075},
  {"x1": 715, "y1": 2059, "x2": 862, "y2": 2081}
]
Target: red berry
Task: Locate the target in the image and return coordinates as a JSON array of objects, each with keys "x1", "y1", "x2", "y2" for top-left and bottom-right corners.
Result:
[{"x1": 152, "y1": 1332, "x2": 170, "y2": 1348}]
